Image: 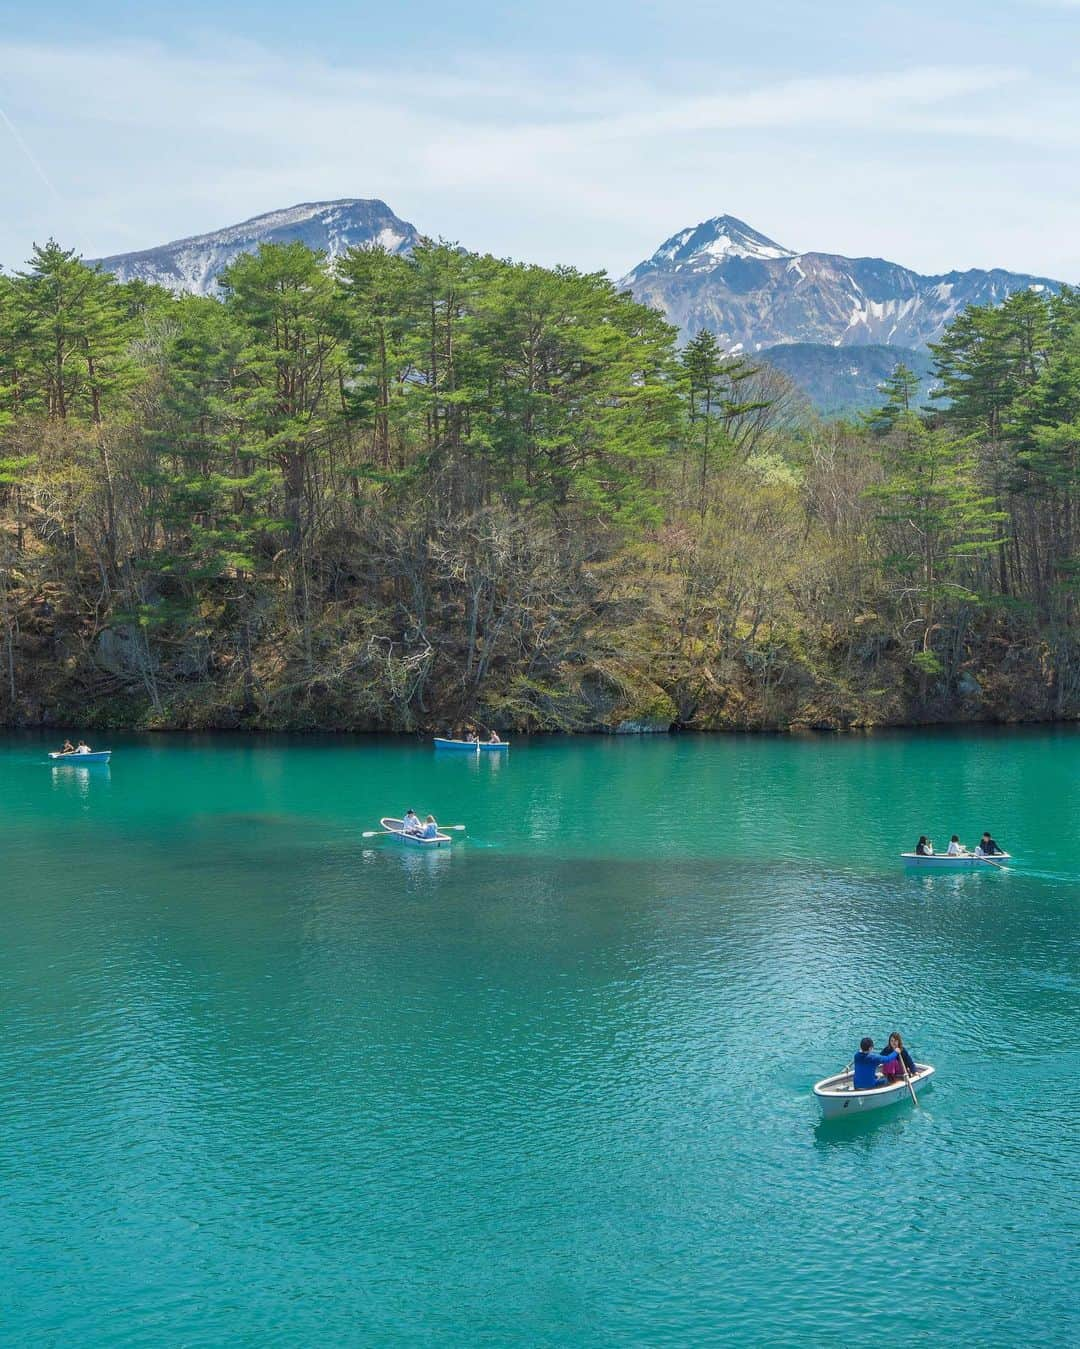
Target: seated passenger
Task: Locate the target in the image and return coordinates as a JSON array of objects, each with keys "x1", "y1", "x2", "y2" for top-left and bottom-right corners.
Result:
[
  {"x1": 852, "y1": 1037, "x2": 899, "y2": 1089},
  {"x1": 945, "y1": 835, "x2": 965, "y2": 856},
  {"x1": 421, "y1": 815, "x2": 439, "y2": 839},
  {"x1": 915, "y1": 835, "x2": 932, "y2": 856},
  {"x1": 975, "y1": 831, "x2": 1002, "y2": 856},
  {"x1": 878, "y1": 1032, "x2": 916, "y2": 1079},
  {"x1": 488, "y1": 730, "x2": 501, "y2": 744},
  {"x1": 75, "y1": 741, "x2": 92, "y2": 754}
]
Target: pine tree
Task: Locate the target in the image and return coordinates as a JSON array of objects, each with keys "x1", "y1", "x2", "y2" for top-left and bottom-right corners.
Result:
[
  {"x1": 869, "y1": 416, "x2": 1006, "y2": 674},
  {"x1": 218, "y1": 242, "x2": 346, "y2": 542},
  {"x1": 866, "y1": 363, "x2": 922, "y2": 436},
  {"x1": 10, "y1": 241, "x2": 138, "y2": 423},
  {"x1": 681, "y1": 331, "x2": 764, "y2": 516}
]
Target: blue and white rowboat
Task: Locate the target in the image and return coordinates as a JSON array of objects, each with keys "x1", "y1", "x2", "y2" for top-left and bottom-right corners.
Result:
[
  {"x1": 379, "y1": 817, "x2": 453, "y2": 847},
  {"x1": 433, "y1": 737, "x2": 508, "y2": 752},
  {"x1": 49, "y1": 750, "x2": 112, "y2": 764}
]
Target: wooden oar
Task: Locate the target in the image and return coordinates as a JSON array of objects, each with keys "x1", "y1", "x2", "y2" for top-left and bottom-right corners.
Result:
[
  {"x1": 361, "y1": 824, "x2": 467, "y2": 837},
  {"x1": 899, "y1": 1055, "x2": 919, "y2": 1107},
  {"x1": 979, "y1": 853, "x2": 1007, "y2": 870}
]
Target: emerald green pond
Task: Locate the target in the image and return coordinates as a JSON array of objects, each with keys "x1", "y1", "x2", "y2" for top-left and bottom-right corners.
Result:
[{"x1": 1, "y1": 729, "x2": 1077, "y2": 1345}]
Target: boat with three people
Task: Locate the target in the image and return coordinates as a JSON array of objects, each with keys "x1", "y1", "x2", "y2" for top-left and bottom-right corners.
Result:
[{"x1": 901, "y1": 850, "x2": 1011, "y2": 868}]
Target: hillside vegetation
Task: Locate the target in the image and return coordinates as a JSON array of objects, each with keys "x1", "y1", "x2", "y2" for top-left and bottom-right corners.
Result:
[{"x1": 0, "y1": 240, "x2": 1077, "y2": 732}]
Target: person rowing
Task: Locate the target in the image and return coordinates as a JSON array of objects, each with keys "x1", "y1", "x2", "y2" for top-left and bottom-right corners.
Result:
[
  {"x1": 852, "y1": 1037, "x2": 900, "y2": 1089},
  {"x1": 974, "y1": 831, "x2": 1003, "y2": 857},
  {"x1": 878, "y1": 1032, "x2": 916, "y2": 1081},
  {"x1": 402, "y1": 809, "x2": 422, "y2": 836},
  {"x1": 58, "y1": 739, "x2": 75, "y2": 755}
]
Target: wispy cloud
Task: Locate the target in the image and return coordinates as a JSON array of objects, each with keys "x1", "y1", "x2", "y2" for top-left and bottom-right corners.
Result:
[{"x1": 0, "y1": 102, "x2": 60, "y2": 199}]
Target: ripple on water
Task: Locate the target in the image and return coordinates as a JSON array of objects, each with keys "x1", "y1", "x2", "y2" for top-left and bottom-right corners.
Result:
[{"x1": 0, "y1": 731, "x2": 1078, "y2": 1345}]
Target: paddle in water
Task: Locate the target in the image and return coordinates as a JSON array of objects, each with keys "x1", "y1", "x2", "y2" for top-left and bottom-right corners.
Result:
[
  {"x1": 362, "y1": 824, "x2": 467, "y2": 837},
  {"x1": 900, "y1": 1057, "x2": 919, "y2": 1108}
]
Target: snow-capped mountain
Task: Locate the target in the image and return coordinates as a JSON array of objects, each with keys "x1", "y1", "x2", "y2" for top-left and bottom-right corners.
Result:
[
  {"x1": 619, "y1": 214, "x2": 1062, "y2": 352},
  {"x1": 93, "y1": 199, "x2": 420, "y2": 296},
  {"x1": 625, "y1": 217, "x2": 796, "y2": 274}
]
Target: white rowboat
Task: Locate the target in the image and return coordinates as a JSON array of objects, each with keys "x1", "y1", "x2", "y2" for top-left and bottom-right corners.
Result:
[
  {"x1": 433, "y1": 738, "x2": 508, "y2": 752},
  {"x1": 49, "y1": 750, "x2": 112, "y2": 764},
  {"x1": 813, "y1": 1063, "x2": 935, "y2": 1118},
  {"x1": 379, "y1": 817, "x2": 453, "y2": 847},
  {"x1": 901, "y1": 851, "x2": 1010, "y2": 868}
]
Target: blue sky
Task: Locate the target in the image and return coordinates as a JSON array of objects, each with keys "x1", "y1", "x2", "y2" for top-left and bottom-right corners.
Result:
[{"x1": 2, "y1": 1, "x2": 1079, "y2": 278}]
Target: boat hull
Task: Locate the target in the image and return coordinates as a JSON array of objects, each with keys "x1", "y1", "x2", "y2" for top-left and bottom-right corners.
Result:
[
  {"x1": 49, "y1": 751, "x2": 112, "y2": 764},
  {"x1": 813, "y1": 1063, "x2": 935, "y2": 1118},
  {"x1": 379, "y1": 817, "x2": 452, "y2": 847},
  {"x1": 433, "y1": 738, "x2": 508, "y2": 751},
  {"x1": 901, "y1": 852, "x2": 1010, "y2": 868}
]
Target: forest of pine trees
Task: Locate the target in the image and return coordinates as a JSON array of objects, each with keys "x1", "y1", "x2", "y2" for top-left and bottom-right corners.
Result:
[{"x1": 0, "y1": 238, "x2": 1077, "y2": 732}]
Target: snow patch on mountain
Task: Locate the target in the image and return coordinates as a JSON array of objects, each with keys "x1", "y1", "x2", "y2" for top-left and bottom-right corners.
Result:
[
  {"x1": 619, "y1": 217, "x2": 1066, "y2": 353},
  {"x1": 92, "y1": 199, "x2": 421, "y2": 297},
  {"x1": 622, "y1": 215, "x2": 795, "y2": 286}
]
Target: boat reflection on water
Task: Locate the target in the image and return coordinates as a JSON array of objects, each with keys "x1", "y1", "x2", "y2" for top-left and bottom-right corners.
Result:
[
  {"x1": 813, "y1": 1101, "x2": 934, "y2": 1149},
  {"x1": 909, "y1": 870, "x2": 1003, "y2": 899},
  {"x1": 50, "y1": 762, "x2": 110, "y2": 798},
  {"x1": 397, "y1": 844, "x2": 453, "y2": 878}
]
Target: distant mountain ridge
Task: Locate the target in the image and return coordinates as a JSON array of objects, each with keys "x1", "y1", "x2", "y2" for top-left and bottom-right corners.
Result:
[
  {"x1": 93, "y1": 199, "x2": 420, "y2": 296},
  {"x1": 91, "y1": 200, "x2": 1066, "y2": 414},
  {"x1": 618, "y1": 214, "x2": 1063, "y2": 353},
  {"x1": 759, "y1": 343, "x2": 937, "y2": 417}
]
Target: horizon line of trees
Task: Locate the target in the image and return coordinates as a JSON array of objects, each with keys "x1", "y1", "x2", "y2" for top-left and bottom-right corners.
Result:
[{"x1": 0, "y1": 238, "x2": 1077, "y2": 729}]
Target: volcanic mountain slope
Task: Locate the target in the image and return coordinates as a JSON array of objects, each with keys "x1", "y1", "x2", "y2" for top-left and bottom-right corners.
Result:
[
  {"x1": 759, "y1": 343, "x2": 937, "y2": 417},
  {"x1": 93, "y1": 199, "x2": 420, "y2": 295},
  {"x1": 618, "y1": 215, "x2": 1063, "y2": 352}
]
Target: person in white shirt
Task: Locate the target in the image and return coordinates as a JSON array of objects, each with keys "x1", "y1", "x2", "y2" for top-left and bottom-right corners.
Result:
[
  {"x1": 75, "y1": 741, "x2": 92, "y2": 754},
  {"x1": 945, "y1": 835, "x2": 965, "y2": 856},
  {"x1": 402, "y1": 809, "x2": 422, "y2": 835}
]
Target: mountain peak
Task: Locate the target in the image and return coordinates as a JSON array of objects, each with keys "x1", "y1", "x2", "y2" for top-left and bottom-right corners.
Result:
[
  {"x1": 92, "y1": 198, "x2": 420, "y2": 296},
  {"x1": 619, "y1": 213, "x2": 1063, "y2": 354},
  {"x1": 623, "y1": 215, "x2": 795, "y2": 284}
]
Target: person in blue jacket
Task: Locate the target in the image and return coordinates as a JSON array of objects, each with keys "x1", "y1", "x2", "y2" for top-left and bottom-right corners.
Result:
[{"x1": 852, "y1": 1036, "x2": 899, "y2": 1089}]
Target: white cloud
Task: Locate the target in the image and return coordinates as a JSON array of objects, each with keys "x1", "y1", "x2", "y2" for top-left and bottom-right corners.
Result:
[{"x1": 0, "y1": 38, "x2": 1077, "y2": 282}]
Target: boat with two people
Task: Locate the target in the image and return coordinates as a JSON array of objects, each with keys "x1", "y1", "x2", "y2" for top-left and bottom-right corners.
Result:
[
  {"x1": 434, "y1": 730, "x2": 508, "y2": 752},
  {"x1": 814, "y1": 1033, "x2": 935, "y2": 1117},
  {"x1": 49, "y1": 740, "x2": 112, "y2": 765},
  {"x1": 376, "y1": 815, "x2": 456, "y2": 847}
]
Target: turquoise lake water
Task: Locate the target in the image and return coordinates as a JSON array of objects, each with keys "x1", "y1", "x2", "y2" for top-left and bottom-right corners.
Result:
[{"x1": 1, "y1": 729, "x2": 1077, "y2": 1346}]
